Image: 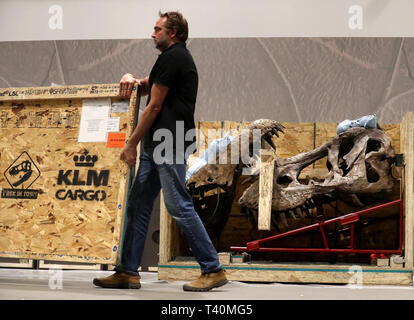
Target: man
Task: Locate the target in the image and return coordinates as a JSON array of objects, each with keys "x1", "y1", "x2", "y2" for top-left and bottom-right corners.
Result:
[{"x1": 93, "y1": 11, "x2": 227, "y2": 292}]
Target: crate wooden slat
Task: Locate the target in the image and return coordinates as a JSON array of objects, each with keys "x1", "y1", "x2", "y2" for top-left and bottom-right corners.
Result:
[
  {"x1": 0, "y1": 84, "x2": 139, "y2": 265},
  {"x1": 158, "y1": 262, "x2": 412, "y2": 285},
  {"x1": 257, "y1": 149, "x2": 275, "y2": 231},
  {"x1": 38, "y1": 260, "x2": 101, "y2": 270},
  {"x1": 400, "y1": 113, "x2": 414, "y2": 269},
  {"x1": 0, "y1": 257, "x2": 34, "y2": 268}
]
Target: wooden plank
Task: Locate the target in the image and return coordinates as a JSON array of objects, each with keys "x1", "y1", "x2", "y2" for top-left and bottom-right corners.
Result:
[
  {"x1": 158, "y1": 261, "x2": 412, "y2": 285},
  {"x1": 222, "y1": 121, "x2": 250, "y2": 137},
  {"x1": 400, "y1": 113, "x2": 414, "y2": 269},
  {"x1": 258, "y1": 149, "x2": 275, "y2": 231},
  {"x1": 39, "y1": 260, "x2": 101, "y2": 270},
  {"x1": 0, "y1": 84, "x2": 137, "y2": 264},
  {"x1": 382, "y1": 123, "x2": 400, "y2": 154},
  {"x1": 158, "y1": 191, "x2": 184, "y2": 264},
  {"x1": 0, "y1": 84, "x2": 119, "y2": 101},
  {"x1": 277, "y1": 122, "x2": 315, "y2": 178},
  {"x1": 158, "y1": 191, "x2": 171, "y2": 264},
  {"x1": 276, "y1": 122, "x2": 314, "y2": 158},
  {"x1": 0, "y1": 258, "x2": 33, "y2": 268},
  {"x1": 115, "y1": 87, "x2": 140, "y2": 263}
]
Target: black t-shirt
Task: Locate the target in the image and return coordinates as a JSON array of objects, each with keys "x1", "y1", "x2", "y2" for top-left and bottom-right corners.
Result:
[{"x1": 143, "y1": 42, "x2": 198, "y2": 154}]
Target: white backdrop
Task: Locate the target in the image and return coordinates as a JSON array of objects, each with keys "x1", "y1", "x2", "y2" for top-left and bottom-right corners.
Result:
[{"x1": 0, "y1": 0, "x2": 413, "y2": 41}]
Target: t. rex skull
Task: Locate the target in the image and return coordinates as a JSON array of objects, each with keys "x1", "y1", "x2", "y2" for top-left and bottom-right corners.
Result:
[
  {"x1": 186, "y1": 119, "x2": 285, "y2": 190},
  {"x1": 238, "y1": 127, "x2": 396, "y2": 228},
  {"x1": 186, "y1": 119, "x2": 284, "y2": 241}
]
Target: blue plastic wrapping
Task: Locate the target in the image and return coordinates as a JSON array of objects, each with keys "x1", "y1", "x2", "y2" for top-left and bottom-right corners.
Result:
[
  {"x1": 336, "y1": 114, "x2": 378, "y2": 134},
  {"x1": 185, "y1": 133, "x2": 234, "y2": 182}
]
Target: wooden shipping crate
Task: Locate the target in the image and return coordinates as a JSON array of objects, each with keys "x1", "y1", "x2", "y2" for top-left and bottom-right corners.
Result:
[
  {"x1": 0, "y1": 84, "x2": 139, "y2": 264},
  {"x1": 158, "y1": 117, "x2": 413, "y2": 285}
]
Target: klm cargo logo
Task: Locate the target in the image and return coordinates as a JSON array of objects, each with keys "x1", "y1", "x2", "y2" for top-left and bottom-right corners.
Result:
[{"x1": 55, "y1": 150, "x2": 109, "y2": 201}]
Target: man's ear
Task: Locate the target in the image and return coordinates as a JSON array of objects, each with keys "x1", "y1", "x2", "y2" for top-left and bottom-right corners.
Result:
[{"x1": 169, "y1": 28, "x2": 177, "y2": 39}]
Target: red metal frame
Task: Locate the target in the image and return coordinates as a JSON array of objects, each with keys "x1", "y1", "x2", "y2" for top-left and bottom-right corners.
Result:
[{"x1": 230, "y1": 199, "x2": 403, "y2": 255}]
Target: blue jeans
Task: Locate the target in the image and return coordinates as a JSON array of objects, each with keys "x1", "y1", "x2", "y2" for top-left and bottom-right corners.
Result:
[{"x1": 115, "y1": 147, "x2": 222, "y2": 276}]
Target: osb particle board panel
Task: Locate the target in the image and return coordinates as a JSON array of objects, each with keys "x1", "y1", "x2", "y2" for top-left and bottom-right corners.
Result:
[{"x1": 0, "y1": 84, "x2": 138, "y2": 264}]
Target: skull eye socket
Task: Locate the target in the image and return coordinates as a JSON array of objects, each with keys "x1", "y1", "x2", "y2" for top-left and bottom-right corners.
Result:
[
  {"x1": 339, "y1": 138, "x2": 355, "y2": 157},
  {"x1": 337, "y1": 137, "x2": 355, "y2": 176},
  {"x1": 277, "y1": 175, "x2": 293, "y2": 187},
  {"x1": 366, "y1": 139, "x2": 381, "y2": 153},
  {"x1": 365, "y1": 139, "x2": 382, "y2": 182}
]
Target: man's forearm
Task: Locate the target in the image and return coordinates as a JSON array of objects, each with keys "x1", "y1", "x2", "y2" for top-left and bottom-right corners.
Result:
[
  {"x1": 125, "y1": 82, "x2": 168, "y2": 151},
  {"x1": 127, "y1": 102, "x2": 160, "y2": 148}
]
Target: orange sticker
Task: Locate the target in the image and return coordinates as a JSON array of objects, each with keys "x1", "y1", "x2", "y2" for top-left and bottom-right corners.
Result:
[{"x1": 107, "y1": 132, "x2": 126, "y2": 148}]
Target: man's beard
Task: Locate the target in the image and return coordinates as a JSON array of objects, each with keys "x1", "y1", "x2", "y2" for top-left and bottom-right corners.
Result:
[{"x1": 154, "y1": 38, "x2": 169, "y2": 52}]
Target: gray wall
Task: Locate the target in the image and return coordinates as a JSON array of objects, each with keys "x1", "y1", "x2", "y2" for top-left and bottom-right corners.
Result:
[{"x1": 1, "y1": 37, "x2": 414, "y2": 124}]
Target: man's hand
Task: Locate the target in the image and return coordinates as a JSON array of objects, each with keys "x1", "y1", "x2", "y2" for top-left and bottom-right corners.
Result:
[
  {"x1": 119, "y1": 73, "x2": 149, "y2": 98},
  {"x1": 119, "y1": 73, "x2": 138, "y2": 99},
  {"x1": 120, "y1": 143, "x2": 137, "y2": 167}
]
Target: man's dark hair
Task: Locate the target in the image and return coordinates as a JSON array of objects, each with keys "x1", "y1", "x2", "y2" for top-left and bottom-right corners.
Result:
[{"x1": 159, "y1": 11, "x2": 189, "y2": 42}]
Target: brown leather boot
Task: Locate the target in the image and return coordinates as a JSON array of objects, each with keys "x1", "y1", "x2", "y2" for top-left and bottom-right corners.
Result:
[
  {"x1": 183, "y1": 270, "x2": 228, "y2": 292},
  {"x1": 93, "y1": 272, "x2": 141, "y2": 289}
]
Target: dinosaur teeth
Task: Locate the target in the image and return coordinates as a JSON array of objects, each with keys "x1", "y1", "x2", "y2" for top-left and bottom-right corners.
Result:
[
  {"x1": 263, "y1": 133, "x2": 276, "y2": 150},
  {"x1": 295, "y1": 207, "x2": 303, "y2": 218},
  {"x1": 302, "y1": 205, "x2": 311, "y2": 218},
  {"x1": 271, "y1": 128, "x2": 280, "y2": 138},
  {"x1": 309, "y1": 198, "x2": 316, "y2": 208},
  {"x1": 289, "y1": 210, "x2": 297, "y2": 220},
  {"x1": 275, "y1": 123, "x2": 285, "y2": 133},
  {"x1": 251, "y1": 209, "x2": 258, "y2": 222},
  {"x1": 279, "y1": 212, "x2": 288, "y2": 227},
  {"x1": 247, "y1": 208, "x2": 257, "y2": 225}
]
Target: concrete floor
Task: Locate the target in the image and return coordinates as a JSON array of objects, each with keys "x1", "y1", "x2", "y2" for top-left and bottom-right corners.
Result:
[{"x1": 1, "y1": 268, "x2": 414, "y2": 300}]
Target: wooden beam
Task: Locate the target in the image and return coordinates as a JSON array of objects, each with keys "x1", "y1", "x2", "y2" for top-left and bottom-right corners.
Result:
[
  {"x1": 158, "y1": 191, "x2": 172, "y2": 264},
  {"x1": 401, "y1": 112, "x2": 414, "y2": 269},
  {"x1": 0, "y1": 84, "x2": 120, "y2": 101},
  {"x1": 158, "y1": 261, "x2": 412, "y2": 285},
  {"x1": 258, "y1": 149, "x2": 275, "y2": 231}
]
